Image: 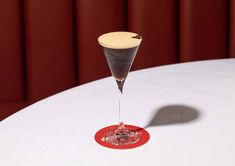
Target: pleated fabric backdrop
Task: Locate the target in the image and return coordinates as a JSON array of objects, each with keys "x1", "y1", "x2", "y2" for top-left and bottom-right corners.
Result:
[{"x1": 0, "y1": 0, "x2": 234, "y2": 120}]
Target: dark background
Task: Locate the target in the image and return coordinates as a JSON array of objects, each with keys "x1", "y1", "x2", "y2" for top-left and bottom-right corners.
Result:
[{"x1": 0, "y1": 0, "x2": 234, "y2": 120}]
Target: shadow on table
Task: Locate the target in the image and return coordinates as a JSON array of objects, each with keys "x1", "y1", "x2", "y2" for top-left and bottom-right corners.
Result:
[{"x1": 144, "y1": 105, "x2": 200, "y2": 128}]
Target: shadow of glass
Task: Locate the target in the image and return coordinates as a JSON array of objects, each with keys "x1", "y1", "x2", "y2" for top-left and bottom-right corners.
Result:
[{"x1": 144, "y1": 105, "x2": 200, "y2": 128}]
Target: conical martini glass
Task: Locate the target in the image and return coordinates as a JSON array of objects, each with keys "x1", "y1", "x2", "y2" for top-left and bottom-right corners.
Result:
[{"x1": 95, "y1": 32, "x2": 149, "y2": 148}]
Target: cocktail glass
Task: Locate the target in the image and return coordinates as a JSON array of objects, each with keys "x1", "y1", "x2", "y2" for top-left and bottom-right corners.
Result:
[{"x1": 95, "y1": 31, "x2": 149, "y2": 148}]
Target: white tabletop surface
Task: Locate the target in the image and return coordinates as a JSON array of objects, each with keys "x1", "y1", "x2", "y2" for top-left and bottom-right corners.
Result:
[{"x1": 1, "y1": 59, "x2": 235, "y2": 166}]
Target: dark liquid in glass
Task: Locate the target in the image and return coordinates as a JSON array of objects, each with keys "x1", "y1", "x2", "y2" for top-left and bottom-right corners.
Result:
[{"x1": 103, "y1": 46, "x2": 139, "y2": 92}]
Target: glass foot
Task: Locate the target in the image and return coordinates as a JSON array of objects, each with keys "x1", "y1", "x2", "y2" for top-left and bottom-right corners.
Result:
[
  {"x1": 95, "y1": 124, "x2": 150, "y2": 149},
  {"x1": 104, "y1": 123, "x2": 140, "y2": 145}
]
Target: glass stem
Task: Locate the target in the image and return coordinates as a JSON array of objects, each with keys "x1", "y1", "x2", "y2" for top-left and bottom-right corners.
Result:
[
  {"x1": 116, "y1": 79, "x2": 125, "y2": 130},
  {"x1": 118, "y1": 93, "x2": 122, "y2": 125}
]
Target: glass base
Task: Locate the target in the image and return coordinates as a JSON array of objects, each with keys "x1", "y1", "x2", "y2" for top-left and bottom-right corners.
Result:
[
  {"x1": 104, "y1": 123, "x2": 140, "y2": 145},
  {"x1": 95, "y1": 124, "x2": 150, "y2": 149}
]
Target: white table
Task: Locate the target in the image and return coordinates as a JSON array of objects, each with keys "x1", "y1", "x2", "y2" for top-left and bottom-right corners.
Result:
[{"x1": 1, "y1": 59, "x2": 235, "y2": 166}]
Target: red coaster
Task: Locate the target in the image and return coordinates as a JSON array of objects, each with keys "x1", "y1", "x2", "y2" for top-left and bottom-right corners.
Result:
[{"x1": 95, "y1": 124, "x2": 150, "y2": 149}]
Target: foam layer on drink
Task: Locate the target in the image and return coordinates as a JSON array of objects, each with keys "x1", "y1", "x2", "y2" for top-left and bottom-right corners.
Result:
[{"x1": 98, "y1": 32, "x2": 142, "y2": 49}]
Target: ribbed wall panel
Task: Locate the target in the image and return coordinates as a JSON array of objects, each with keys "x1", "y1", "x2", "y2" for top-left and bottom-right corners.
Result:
[
  {"x1": 0, "y1": 0, "x2": 234, "y2": 120},
  {"x1": 230, "y1": 0, "x2": 235, "y2": 57},
  {"x1": 24, "y1": 0, "x2": 77, "y2": 101},
  {"x1": 0, "y1": 0, "x2": 24, "y2": 101},
  {"x1": 76, "y1": 0, "x2": 126, "y2": 84},
  {"x1": 180, "y1": 0, "x2": 227, "y2": 61},
  {"x1": 128, "y1": 0, "x2": 178, "y2": 70}
]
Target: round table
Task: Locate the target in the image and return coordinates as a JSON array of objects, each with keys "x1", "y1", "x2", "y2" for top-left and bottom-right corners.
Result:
[{"x1": 0, "y1": 59, "x2": 235, "y2": 166}]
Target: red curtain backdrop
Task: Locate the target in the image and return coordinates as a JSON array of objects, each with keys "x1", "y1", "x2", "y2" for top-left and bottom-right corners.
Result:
[
  {"x1": 230, "y1": 0, "x2": 235, "y2": 57},
  {"x1": 180, "y1": 0, "x2": 228, "y2": 61},
  {"x1": 0, "y1": 0, "x2": 234, "y2": 120}
]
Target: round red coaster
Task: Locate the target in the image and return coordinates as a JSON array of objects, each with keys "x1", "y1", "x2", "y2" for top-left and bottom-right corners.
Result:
[{"x1": 95, "y1": 124, "x2": 150, "y2": 149}]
